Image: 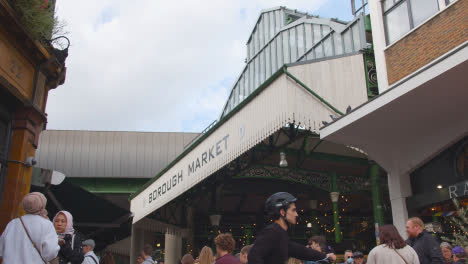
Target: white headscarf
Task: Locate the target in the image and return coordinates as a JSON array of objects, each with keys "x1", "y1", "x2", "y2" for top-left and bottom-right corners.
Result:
[{"x1": 53, "y1": 210, "x2": 75, "y2": 235}]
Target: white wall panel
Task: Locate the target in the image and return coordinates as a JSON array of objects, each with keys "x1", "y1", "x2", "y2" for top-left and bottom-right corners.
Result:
[
  {"x1": 82, "y1": 132, "x2": 91, "y2": 177},
  {"x1": 289, "y1": 54, "x2": 368, "y2": 111},
  {"x1": 36, "y1": 131, "x2": 198, "y2": 179}
]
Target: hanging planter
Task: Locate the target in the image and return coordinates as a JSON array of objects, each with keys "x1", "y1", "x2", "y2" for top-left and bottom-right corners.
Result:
[{"x1": 12, "y1": 0, "x2": 59, "y2": 41}]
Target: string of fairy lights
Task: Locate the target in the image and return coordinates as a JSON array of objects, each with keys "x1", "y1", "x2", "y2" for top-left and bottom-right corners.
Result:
[
  {"x1": 442, "y1": 216, "x2": 468, "y2": 236},
  {"x1": 154, "y1": 199, "x2": 466, "y2": 257},
  {"x1": 207, "y1": 194, "x2": 376, "y2": 246},
  {"x1": 152, "y1": 194, "x2": 391, "y2": 258}
]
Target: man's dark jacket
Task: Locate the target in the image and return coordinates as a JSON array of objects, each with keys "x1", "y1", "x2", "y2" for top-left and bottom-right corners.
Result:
[
  {"x1": 406, "y1": 230, "x2": 444, "y2": 264},
  {"x1": 248, "y1": 223, "x2": 326, "y2": 264}
]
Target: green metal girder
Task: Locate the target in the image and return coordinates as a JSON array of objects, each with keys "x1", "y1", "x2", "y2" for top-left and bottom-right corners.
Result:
[
  {"x1": 232, "y1": 175, "x2": 330, "y2": 193},
  {"x1": 283, "y1": 68, "x2": 344, "y2": 116},
  {"x1": 363, "y1": 49, "x2": 378, "y2": 98},
  {"x1": 364, "y1": 14, "x2": 372, "y2": 32},
  {"x1": 231, "y1": 164, "x2": 375, "y2": 194},
  {"x1": 67, "y1": 178, "x2": 150, "y2": 194},
  {"x1": 370, "y1": 163, "x2": 384, "y2": 227},
  {"x1": 254, "y1": 145, "x2": 369, "y2": 167}
]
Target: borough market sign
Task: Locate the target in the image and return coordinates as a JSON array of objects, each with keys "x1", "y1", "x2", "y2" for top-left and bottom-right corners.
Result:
[{"x1": 147, "y1": 135, "x2": 229, "y2": 204}]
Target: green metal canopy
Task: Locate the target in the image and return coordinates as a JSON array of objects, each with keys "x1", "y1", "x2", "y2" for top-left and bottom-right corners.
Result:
[{"x1": 31, "y1": 179, "x2": 132, "y2": 252}]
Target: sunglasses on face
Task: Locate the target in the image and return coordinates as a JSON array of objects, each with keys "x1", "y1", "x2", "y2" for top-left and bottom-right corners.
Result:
[
  {"x1": 354, "y1": 256, "x2": 363, "y2": 259},
  {"x1": 347, "y1": 256, "x2": 353, "y2": 259}
]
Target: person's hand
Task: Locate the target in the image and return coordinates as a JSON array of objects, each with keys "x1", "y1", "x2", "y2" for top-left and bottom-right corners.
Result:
[
  {"x1": 326, "y1": 253, "x2": 336, "y2": 261},
  {"x1": 58, "y1": 238, "x2": 65, "y2": 246}
]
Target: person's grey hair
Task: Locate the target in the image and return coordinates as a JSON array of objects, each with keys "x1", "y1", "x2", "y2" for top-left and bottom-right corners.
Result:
[
  {"x1": 440, "y1": 242, "x2": 452, "y2": 250},
  {"x1": 82, "y1": 239, "x2": 96, "y2": 249},
  {"x1": 344, "y1": 250, "x2": 353, "y2": 254}
]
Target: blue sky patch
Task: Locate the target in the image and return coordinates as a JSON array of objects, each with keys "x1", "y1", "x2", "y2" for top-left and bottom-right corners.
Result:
[
  {"x1": 239, "y1": 8, "x2": 247, "y2": 20},
  {"x1": 94, "y1": 7, "x2": 119, "y2": 30}
]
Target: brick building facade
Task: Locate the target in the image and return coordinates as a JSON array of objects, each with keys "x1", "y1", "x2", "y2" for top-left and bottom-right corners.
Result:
[{"x1": 385, "y1": 0, "x2": 467, "y2": 85}]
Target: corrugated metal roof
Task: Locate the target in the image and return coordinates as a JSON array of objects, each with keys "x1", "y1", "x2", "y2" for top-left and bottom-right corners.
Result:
[{"x1": 36, "y1": 130, "x2": 199, "y2": 178}]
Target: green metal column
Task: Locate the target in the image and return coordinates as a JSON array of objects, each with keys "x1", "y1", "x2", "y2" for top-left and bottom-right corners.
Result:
[
  {"x1": 311, "y1": 210, "x2": 319, "y2": 235},
  {"x1": 330, "y1": 172, "x2": 342, "y2": 243},
  {"x1": 370, "y1": 162, "x2": 384, "y2": 228},
  {"x1": 245, "y1": 226, "x2": 252, "y2": 245}
]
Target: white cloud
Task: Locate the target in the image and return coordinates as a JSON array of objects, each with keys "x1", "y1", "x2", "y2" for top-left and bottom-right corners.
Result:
[{"x1": 46, "y1": 0, "x2": 329, "y2": 132}]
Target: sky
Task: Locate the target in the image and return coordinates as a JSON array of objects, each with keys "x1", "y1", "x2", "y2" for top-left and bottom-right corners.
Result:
[{"x1": 47, "y1": 0, "x2": 355, "y2": 133}]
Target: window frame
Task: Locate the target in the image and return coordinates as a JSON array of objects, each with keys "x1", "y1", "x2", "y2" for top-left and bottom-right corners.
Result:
[{"x1": 383, "y1": 0, "x2": 440, "y2": 45}]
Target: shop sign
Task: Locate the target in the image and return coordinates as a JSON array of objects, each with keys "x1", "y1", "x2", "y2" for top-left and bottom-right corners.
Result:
[
  {"x1": 407, "y1": 180, "x2": 468, "y2": 210},
  {"x1": 448, "y1": 181, "x2": 468, "y2": 199},
  {"x1": 147, "y1": 134, "x2": 229, "y2": 204}
]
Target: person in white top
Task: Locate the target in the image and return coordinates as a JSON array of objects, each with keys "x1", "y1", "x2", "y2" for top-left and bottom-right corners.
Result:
[
  {"x1": 82, "y1": 239, "x2": 99, "y2": 264},
  {"x1": 367, "y1": 225, "x2": 420, "y2": 264},
  {"x1": 0, "y1": 192, "x2": 60, "y2": 264}
]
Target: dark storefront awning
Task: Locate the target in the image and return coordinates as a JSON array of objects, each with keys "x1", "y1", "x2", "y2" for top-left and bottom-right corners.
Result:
[
  {"x1": 406, "y1": 180, "x2": 468, "y2": 210},
  {"x1": 31, "y1": 169, "x2": 132, "y2": 251}
]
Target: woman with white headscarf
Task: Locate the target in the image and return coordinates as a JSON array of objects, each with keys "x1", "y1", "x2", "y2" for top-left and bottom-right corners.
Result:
[
  {"x1": 0, "y1": 192, "x2": 60, "y2": 263},
  {"x1": 53, "y1": 210, "x2": 84, "y2": 264}
]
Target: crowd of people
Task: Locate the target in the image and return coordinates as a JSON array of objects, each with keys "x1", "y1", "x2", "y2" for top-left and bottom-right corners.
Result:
[
  {"x1": 156, "y1": 193, "x2": 467, "y2": 264},
  {"x1": 134, "y1": 233, "x2": 249, "y2": 264},
  {"x1": 144, "y1": 220, "x2": 466, "y2": 264},
  {"x1": 0, "y1": 192, "x2": 117, "y2": 264},
  {"x1": 0, "y1": 191, "x2": 467, "y2": 264}
]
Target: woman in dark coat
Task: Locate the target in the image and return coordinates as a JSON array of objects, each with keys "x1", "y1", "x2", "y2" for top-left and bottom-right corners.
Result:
[{"x1": 53, "y1": 211, "x2": 84, "y2": 264}]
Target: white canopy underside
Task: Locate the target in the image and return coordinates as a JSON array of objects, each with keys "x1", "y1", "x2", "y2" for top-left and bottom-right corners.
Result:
[{"x1": 321, "y1": 43, "x2": 468, "y2": 175}]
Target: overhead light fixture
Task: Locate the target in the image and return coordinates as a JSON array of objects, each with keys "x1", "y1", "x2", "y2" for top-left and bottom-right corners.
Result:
[
  {"x1": 50, "y1": 171, "x2": 66, "y2": 185},
  {"x1": 306, "y1": 223, "x2": 312, "y2": 228},
  {"x1": 279, "y1": 152, "x2": 288, "y2": 167},
  {"x1": 209, "y1": 214, "x2": 222, "y2": 226},
  {"x1": 437, "y1": 185, "x2": 443, "y2": 189},
  {"x1": 330, "y1": 192, "x2": 340, "y2": 203}
]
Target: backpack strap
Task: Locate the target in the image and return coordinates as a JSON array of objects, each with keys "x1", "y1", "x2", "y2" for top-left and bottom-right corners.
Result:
[
  {"x1": 85, "y1": 255, "x2": 99, "y2": 264},
  {"x1": 393, "y1": 249, "x2": 409, "y2": 264},
  {"x1": 19, "y1": 217, "x2": 48, "y2": 264}
]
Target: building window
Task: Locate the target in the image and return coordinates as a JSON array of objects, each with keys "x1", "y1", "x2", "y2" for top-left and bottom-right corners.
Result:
[
  {"x1": 410, "y1": 0, "x2": 439, "y2": 26},
  {"x1": 384, "y1": 2, "x2": 410, "y2": 44},
  {"x1": 383, "y1": 0, "x2": 439, "y2": 45}
]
